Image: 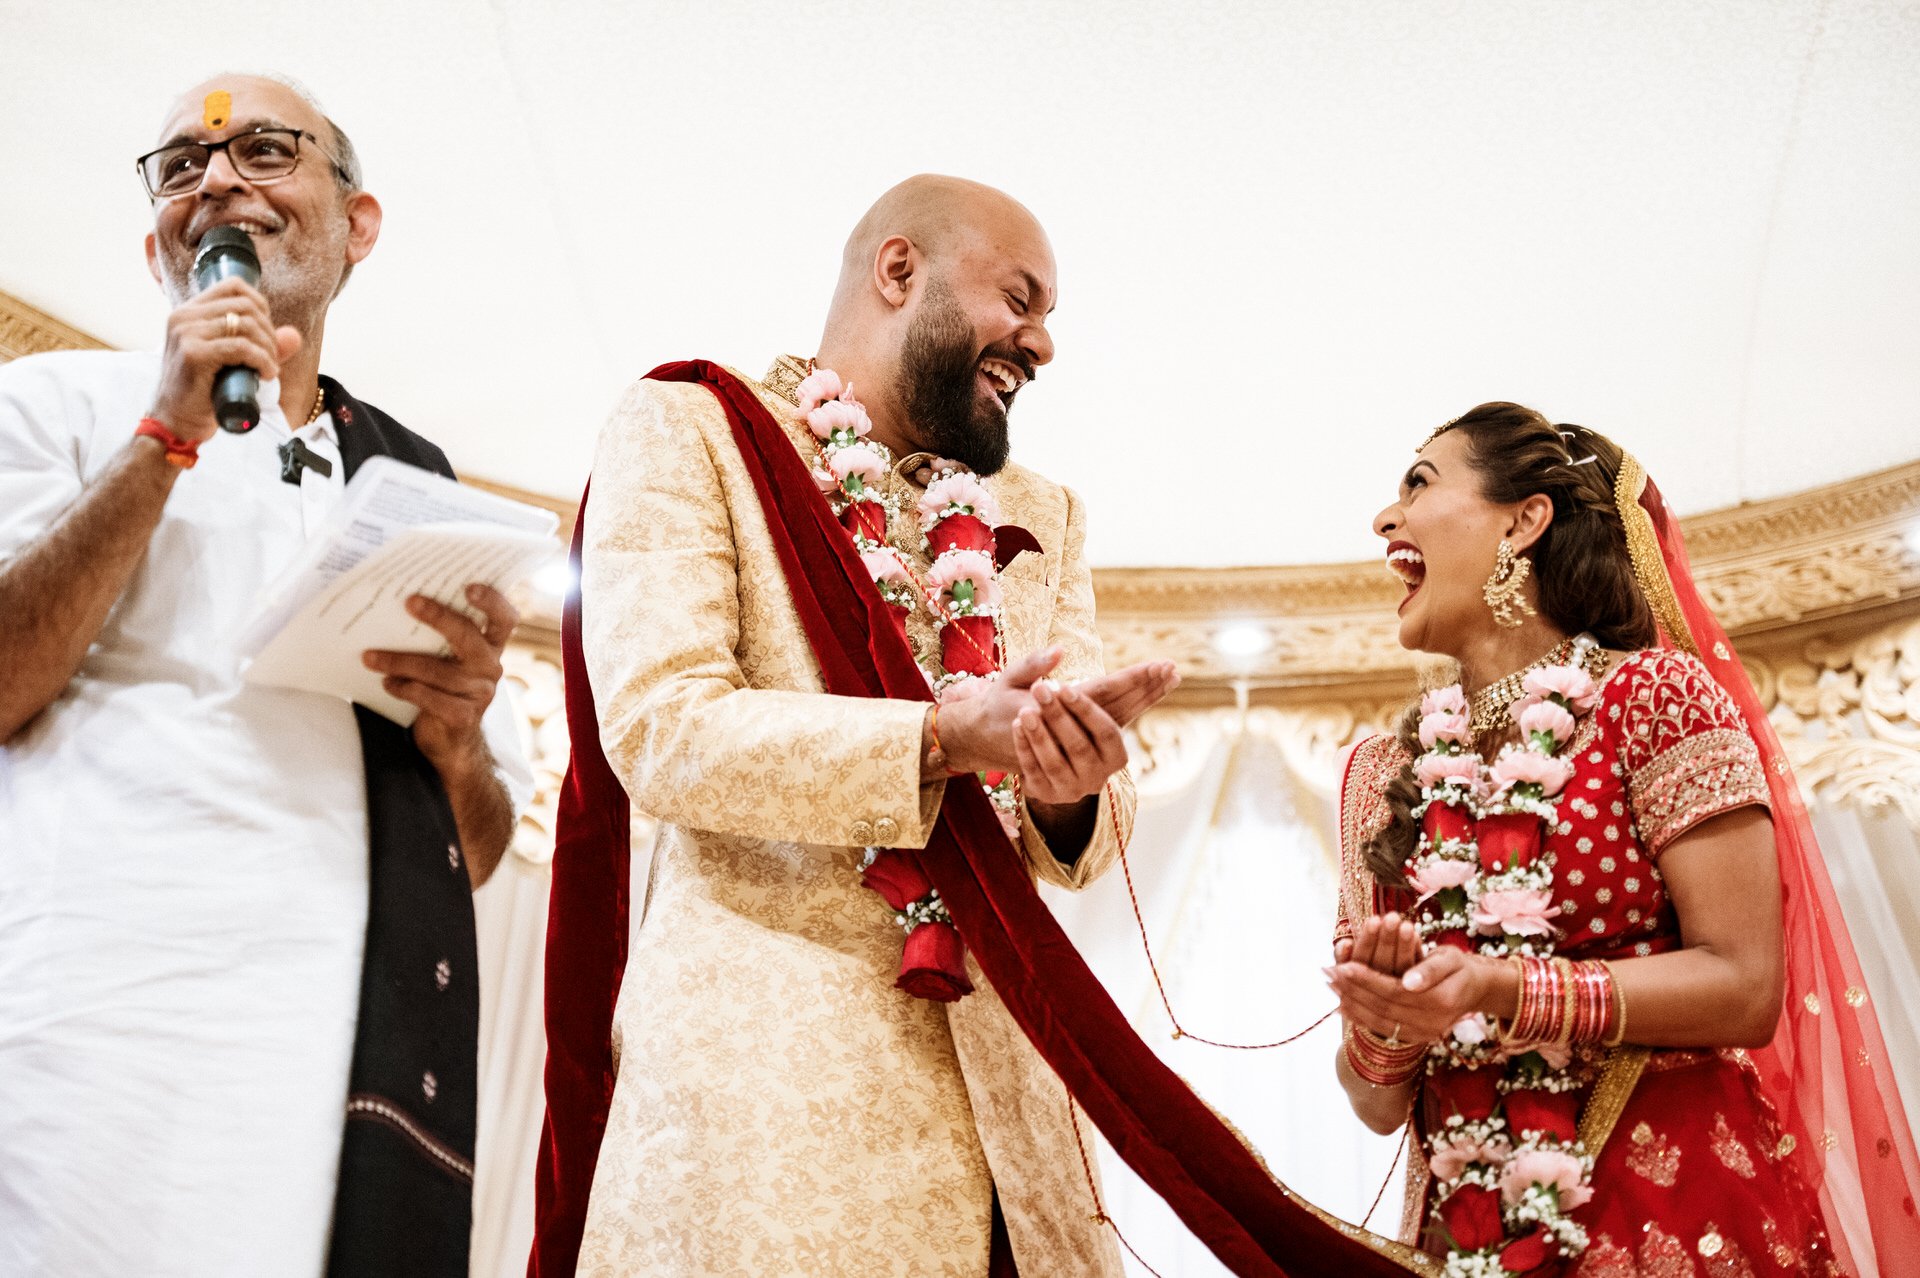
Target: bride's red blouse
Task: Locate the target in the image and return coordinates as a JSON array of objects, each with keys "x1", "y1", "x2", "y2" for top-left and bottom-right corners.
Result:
[{"x1": 1339, "y1": 647, "x2": 1842, "y2": 1276}]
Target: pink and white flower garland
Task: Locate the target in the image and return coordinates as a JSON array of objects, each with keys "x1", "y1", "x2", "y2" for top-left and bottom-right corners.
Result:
[
  {"x1": 797, "y1": 366, "x2": 1023, "y2": 997},
  {"x1": 1406, "y1": 637, "x2": 1603, "y2": 1277}
]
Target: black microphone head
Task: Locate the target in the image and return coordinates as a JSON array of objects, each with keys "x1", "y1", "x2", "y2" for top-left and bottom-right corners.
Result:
[{"x1": 193, "y1": 225, "x2": 260, "y2": 292}]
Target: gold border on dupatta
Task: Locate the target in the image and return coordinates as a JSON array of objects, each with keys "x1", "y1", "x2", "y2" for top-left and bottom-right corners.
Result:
[
  {"x1": 1578, "y1": 1045, "x2": 1653, "y2": 1160},
  {"x1": 1614, "y1": 454, "x2": 1700, "y2": 659}
]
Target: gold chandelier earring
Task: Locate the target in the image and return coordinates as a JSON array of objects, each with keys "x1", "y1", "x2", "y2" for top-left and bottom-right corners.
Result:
[{"x1": 1483, "y1": 539, "x2": 1536, "y2": 629}]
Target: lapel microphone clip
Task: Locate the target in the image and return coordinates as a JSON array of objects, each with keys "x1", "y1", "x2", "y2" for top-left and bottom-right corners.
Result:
[{"x1": 278, "y1": 437, "x2": 334, "y2": 486}]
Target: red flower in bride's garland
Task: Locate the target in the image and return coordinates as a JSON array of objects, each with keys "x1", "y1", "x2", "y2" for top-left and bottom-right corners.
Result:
[
  {"x1": 860, "y1": 849, "x2": 932, "y2": 911},
  {"x1": 1499, "y1": 1228, "x2": 1555, "y2": 1274},
  {"x1": 1421, "y1": 802, "x2": 1475, "y2": 847},
  {"x1": 1437, "y1": 1064, "x2": 1502, "y2": 1123},
  {"x1": 1437, "y1": 1183, "x2": 1503, "y2": 1252},
  {"x1": 898, "y1": 921, "x2": 974, "y2": 1002},
  {"x1": 1502, "y1": 1086, "x2": 1580, "y2": 1144},
  {"x1": 1476, "y1": 810, "x2": 1544, "y2": 873}
]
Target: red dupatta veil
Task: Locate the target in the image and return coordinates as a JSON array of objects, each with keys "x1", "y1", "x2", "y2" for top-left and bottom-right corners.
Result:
[{"x1": 1618, "y1": 456, "x2": 1920, "y2": 1272}]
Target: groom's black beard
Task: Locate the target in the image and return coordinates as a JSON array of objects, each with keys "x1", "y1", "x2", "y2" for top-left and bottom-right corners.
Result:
[{"x1": 899, "y1": 281, "x2": 1017, "y2": 477}]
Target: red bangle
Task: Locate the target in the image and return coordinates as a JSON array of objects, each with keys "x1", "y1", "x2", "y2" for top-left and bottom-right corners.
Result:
[
  {"x1": 1346, "y1": 1025, "x2": 1424, "y2": 1087},
  {"x1": 134, "y1": 417, "x2": 200, "y2": 469}
]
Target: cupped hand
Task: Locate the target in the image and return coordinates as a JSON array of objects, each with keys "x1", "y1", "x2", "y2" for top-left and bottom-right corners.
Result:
[
  {"x1": 1349, "y1": 912, "x2": 1423, "y2": 977},
  {"x1": 937, "y1": 645, "x2": 1064, "y2": 775},
  {"x1": 1013, "y1": 677, "x2": 1129, "y2": 804},
  {"x1": 1076, "y1": 660, "x2": 1179, "y2": 728},
  {"x1": 1327, "y1": 943, "x2": 1498, "y2": 1046}
]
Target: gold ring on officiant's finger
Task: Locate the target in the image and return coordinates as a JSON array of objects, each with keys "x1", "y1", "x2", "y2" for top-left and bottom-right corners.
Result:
[{"x1": 225, "y1": 311, "x2": 238, "y2": 337}]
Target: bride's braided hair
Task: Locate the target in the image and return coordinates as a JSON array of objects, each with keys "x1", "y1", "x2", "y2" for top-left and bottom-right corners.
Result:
[{"x1": 1362, "y1": 403, "x2": 1658, "y2": 888}]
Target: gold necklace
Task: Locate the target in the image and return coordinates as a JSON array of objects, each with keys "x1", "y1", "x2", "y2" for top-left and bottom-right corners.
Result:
[
  {"x1": 1467, "y1": 637, "x2": 1579, "y2": 735},
  {"x1": 303, "y1": 383, "x2": 327, "y2": 426}
]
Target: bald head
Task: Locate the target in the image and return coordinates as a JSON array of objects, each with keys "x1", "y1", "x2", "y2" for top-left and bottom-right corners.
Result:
[
  {"x1": 815, "y1": 175, "x2": 1057, "y2": 478},
  {"x1": 833, "y1": 174, "x2": 1050, "y2": 307}
]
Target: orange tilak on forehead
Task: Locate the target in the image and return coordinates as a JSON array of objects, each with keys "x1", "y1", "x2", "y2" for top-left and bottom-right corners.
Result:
[{"x1": 203, "y1": 90, "x2": 232, "y2": 130}]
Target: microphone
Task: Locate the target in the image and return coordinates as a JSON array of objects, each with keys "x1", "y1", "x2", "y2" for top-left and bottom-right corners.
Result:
[{"x1": 192, "y1": 226, "x2": 263, "y2": 434}]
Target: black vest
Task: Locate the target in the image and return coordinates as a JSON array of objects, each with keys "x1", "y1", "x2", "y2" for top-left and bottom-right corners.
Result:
[{"x1": 321, "y1": 377, "x2": 478, "y2": 1277}]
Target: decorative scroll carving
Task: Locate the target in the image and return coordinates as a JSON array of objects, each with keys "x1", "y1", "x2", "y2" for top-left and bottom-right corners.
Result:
[
  {"x1": 500, "y1": 649, "x2": 567, "y2": 865},
  {"x1": 0, "y1": 290, "x2": 109, "y2": 362},
  {"x1": 1750, "y1": 616, "x2": 1920, "y2": 827}
]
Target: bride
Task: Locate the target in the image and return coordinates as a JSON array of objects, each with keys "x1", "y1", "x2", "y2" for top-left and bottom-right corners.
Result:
[{"x1": 1325, "y1": 403, "x2": 1919, "y2": 1276}]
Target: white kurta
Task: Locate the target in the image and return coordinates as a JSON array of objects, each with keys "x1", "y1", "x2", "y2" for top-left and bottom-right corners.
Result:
[{"x1": 0, "y1": 350, "x2": 529, "y2": 1277}]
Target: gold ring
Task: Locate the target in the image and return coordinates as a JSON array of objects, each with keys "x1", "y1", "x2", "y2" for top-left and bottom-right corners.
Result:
[{"x1": 224, "y1": 311, "x2": 238, "y2": 338}]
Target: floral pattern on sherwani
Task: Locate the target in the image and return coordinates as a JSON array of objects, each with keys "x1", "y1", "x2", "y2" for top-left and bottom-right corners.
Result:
[{"x1": 574, "y1": 357, "x2": 1129, "y2": 1276}]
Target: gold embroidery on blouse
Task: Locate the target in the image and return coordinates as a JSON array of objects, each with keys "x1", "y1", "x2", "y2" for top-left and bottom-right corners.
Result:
[
  {"x1": 1626, "y1": 727, "x2": 1769, "y2": 854},
  {"x1": 1335, "y1": 734, "x2": 1405, "y2": 944}
]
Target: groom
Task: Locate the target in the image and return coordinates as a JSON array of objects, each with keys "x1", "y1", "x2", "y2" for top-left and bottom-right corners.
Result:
[{"x1": 536, "y1": 175, "x2": 1178, "y2": 1275}]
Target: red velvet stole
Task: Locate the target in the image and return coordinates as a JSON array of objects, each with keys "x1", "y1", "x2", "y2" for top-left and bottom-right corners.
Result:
[{"x1": 529, "y1": 361, "x2": 1421, "y2": 1277}]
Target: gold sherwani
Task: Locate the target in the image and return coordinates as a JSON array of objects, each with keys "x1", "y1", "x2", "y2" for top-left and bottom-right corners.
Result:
[{"x1": 575, "y1": 357, "x2": 1131, "y2": 1276}]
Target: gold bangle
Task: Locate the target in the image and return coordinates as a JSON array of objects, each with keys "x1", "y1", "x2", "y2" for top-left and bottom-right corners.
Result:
[{"x1": 1601, "y1": 959, "x2": 1628, "y2": 1047}]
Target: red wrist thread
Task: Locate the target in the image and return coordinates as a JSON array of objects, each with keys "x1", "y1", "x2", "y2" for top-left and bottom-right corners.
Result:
[{"x1": 134, "y1": 417, "x2": 200, "y2": 469}]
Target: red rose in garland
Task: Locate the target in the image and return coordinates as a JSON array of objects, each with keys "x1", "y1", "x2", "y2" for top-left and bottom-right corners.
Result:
[
  {"x1": 927, "y1": 511, "x2": 994, "y2": 557},
  {"x1": 796, "y1": 366, "x2": 1025, "y2": 1002},
  {"x1": 1438, "y1": 1184, "x2": 1504, "y2": 1252},
  {"x1": 898, "y1": 919, "x2": 974, "y2": 1002},
  {"x1": 843, "y1": 500, "x2": 887, "y2": 543},
  {"x1": 1502, "y1": 1087, "x2": 1580, "y2": 1145},
  {"x1": 1422, "y1": 802, "x2": 1475, "y2": 847},
  {"x1": 1401, "y1": 644, "x2": 1607, "y2": 1275},
  {"x1": 1436, "y1": 1064, "x2": 1502, "y2": 1123},
  {"x1": 1474, "y1": 811, "x2": 1542, "y2": 874},
  {"x1": 1498, "y1": 1228, "x2": 1554, "y2": 1274},
  {"x1": 860, "y1": 848, "x2": 933, "y2": 910}
]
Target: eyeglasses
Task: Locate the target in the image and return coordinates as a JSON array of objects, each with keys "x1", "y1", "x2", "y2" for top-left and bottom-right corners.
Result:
[{"x1": 135, "y1": 127, "x2": 350, "y2": 199}]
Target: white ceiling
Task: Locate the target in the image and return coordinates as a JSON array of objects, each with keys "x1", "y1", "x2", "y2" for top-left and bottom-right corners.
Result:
[{"x1": 4, "y1": 0, "x2": 1916, "y2": 566}]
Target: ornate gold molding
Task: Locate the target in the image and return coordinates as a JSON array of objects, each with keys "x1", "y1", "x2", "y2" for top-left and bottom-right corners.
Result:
[
  {"x1": 0, "y1": 289, "x2": 109, "y2": 361},
  {"x1": 1094, "y1": 463, "x2": 1920, "y2": 699},
  {"x1": 1748, "y1": 614, "x2": 1920, "y2": 828}
]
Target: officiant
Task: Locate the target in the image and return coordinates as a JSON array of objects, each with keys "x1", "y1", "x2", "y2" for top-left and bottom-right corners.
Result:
[{"x1": 0, "y1": 73, "x2": 529, "y2": 1277}]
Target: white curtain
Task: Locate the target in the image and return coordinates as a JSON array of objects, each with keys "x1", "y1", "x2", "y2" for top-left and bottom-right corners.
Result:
[
  {"x1": 1045, "y1": 718, "x2": 1407, "y2": 1276},
  {"x1": 471, "y1": 854, "x2": 552, "y2": 1278}
]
